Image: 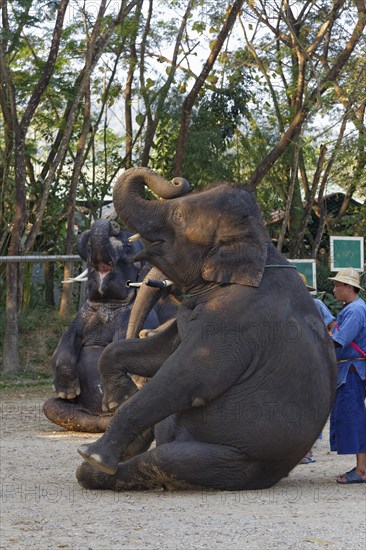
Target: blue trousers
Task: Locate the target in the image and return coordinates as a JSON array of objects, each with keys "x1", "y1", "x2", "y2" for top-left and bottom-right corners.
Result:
[{"x1": 330, "y1": 371, "x2": 366, "y2": 454}]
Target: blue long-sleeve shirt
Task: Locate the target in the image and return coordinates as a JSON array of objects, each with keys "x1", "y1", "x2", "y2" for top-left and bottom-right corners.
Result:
[
  {"x1": 331, "y1": 297, "x2": 366, "y2": 387},
  {"x1": 314, "y1": 299, "x2": 335, "y2": 327}
]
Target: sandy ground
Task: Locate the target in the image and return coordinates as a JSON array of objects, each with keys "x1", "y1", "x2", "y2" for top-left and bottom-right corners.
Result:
[{"x1": 0, "y1": 385, "x2": 365, "y2": 550}]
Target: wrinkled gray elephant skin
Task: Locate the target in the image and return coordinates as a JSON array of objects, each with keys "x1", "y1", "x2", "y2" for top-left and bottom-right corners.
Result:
[
  {"x1": 76, "y1": 167, "x2": 337, "y2": 490},
  {"x1": 42, "y1": 219, "x2": 159, "y2": 433}
]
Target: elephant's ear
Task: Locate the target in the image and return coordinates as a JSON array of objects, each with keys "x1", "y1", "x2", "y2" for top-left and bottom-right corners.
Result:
[{"x1": 202, "y1": 216, "x2": 268, "y2": 287}]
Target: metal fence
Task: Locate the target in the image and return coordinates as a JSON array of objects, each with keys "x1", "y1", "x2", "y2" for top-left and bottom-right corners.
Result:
[{"x1": 0, "y1": 255, "x2": 81, "y2": 263}]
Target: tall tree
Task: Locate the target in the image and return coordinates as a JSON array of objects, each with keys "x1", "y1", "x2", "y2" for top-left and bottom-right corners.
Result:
[
  {"x1": 173, "y1": 0, "x2": 246, "y2": 176},
  {"x1": 0, "y1": 0, "x2": 141, "y2": 373},
  {"x1": 1, "y1": 0, "x2": 70, "y2": 373},
  {"x1": 1, "y1": 0, "x2": 365, "y2": 374},
  {"x1": 244, "y1": 0, "x2": 366, "y2": 188},
  {"x1": 234, "y1": 0, "x2": 366, "y2": 253}
]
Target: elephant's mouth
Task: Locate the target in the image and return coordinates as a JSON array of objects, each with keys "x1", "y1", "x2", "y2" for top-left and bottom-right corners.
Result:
[{"x1": 93, "y1": 262, "x2": 113, "y2": 279}]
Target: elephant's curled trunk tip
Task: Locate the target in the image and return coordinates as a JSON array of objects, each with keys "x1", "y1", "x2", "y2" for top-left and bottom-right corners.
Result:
[{"x1": 171, "y1": 177, "x2": 190, "y2": 189}]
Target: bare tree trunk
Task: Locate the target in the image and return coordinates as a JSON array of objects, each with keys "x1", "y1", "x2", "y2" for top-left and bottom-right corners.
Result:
[
  {"x1": 292, "y1": 144, "x2": 327, "y2": 257},
  {"x1": 312, "y1": 188, "x2": 328, "y2": 262},
  {"x1": 125, "y1": 41, "x2": 137, "y2": 168},
  {"x1": 59, "y1": 79, "x2": 91, "y2": 317},
  {"x1": 3, "y1": 263, "x2": 21, "y2": 374},
  {"x1": 140, "y1": 0, "x2": 195, "y2": 167},
  {"x1": 0, "y1": 0, "x2": 70, "y2": 373},
  {"x1": 2, "y1": 127, "x2": 28, "y2": 373},
  {"x1": 312, "y1": 115, "x2": 348, "y2": 258},
  {"x1": 125, "y1": 1, "x2": 143, "y2": 167},
  {"x1": 44, "y1": 261, "x2": 55, "y2": 307},
  {"x1": 245, "y1": 0, "x2": 366, "y2": 189},
  {"x1": 277, "y1": 142, "x2": 300, "y2": 252},
  {"x1": 59, "y1": 261, "x2": 74, "y2": 317},
  {"x1": 335, "y1": 104, "x2": 366, "y2": 222}
]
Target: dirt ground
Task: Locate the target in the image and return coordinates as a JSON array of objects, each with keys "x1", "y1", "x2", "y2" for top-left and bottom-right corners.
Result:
[{"x1": 0, "y1": 385, "x2": 365, "y2": 550}]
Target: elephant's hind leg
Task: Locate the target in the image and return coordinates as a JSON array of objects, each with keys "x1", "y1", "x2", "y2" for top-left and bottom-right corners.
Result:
[
  {"x1": 76, "y1": 441, "x2": 289, "y2": 491},
  {"x1": 43, "y1": 397, "x2": 112, "y2": 433}
]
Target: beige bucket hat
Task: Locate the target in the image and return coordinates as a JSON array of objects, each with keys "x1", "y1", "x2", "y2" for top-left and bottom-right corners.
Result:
[
  {"x1": 328, "y1": 268, "x2": 363, "y2": 290},
  {"x1": 298, "y1": 272, "x2": 316, "y2": 291}
]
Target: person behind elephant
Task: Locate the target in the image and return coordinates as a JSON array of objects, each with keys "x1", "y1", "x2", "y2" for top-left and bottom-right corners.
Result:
[
  {"x1": 298, "y1": 273, "x2": 335, "y2": 333},
  {"x1": 73, "y1": 167, "x2": 336, "y2": 492},
  {"x1": 314, "y1": 299, "x2": 336, "y2": 334},
  {"x1": 298, "y1": 273, "x2": 335, "y2": 465},
  {"x1": 42, "y1": 219, "x2": 160, "y2": 433},
  {"x1": 328, "y1": 268, "x2": 366, "y2": 484}
]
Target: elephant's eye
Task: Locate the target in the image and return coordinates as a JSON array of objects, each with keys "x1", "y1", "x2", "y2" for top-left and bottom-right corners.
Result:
[{"x1": 172, "y1": 208, "x2": 184, "y2": 224}]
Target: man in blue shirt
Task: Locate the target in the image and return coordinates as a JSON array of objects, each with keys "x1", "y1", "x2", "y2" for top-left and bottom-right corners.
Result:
[
  {"x1": 329, "y1": 268, "x2": 366, "y2": 484},
  {"x1": 298, "y1": 272, "x2": 335, "y2": 331}
]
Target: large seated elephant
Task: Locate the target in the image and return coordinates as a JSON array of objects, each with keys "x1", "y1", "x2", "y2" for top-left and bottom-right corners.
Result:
[
  {"x1": 42, "y1": 219, "x2": 161, "y2": 432},
  {"x1": 76, "y1": 167, "x2": 337, "y2": 490}
]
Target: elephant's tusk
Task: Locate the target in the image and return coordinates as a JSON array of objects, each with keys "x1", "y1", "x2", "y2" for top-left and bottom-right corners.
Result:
[
  {"x1": 62, "y1": 277, "x2": 87, "y2": 283},
  {"x1": 128, "y1": 233, "x2": 141, "y2": 242},
  {"x1": 74, "y1": 268, "x2": 89, "y2": 280},
  {"x1": 62, "y1": 268, "x2": 88, "y2": 283},
  {"x1": 126, "y1": 281, "x2": 143, "y2": 288}
]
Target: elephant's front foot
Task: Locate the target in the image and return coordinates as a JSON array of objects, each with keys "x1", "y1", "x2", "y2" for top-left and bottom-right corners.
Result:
[
  {"x1": 76, "y1": 461, "x2": 118, "y2": 490},
  {"x1": 139, "y1": 328, "x2": 159, "y2": 338},
  {"x1": 131, "y1": 375, "x2": 149, "y2": 389},
  {"x1": 101, "y1": 374, "x2": 138, "y2": 412},
  {"x1": 53, "y1": 364, "x2": 81, "y2": 400},
  {"x1": 78, "y1": 439, "x2": 119, "y2": 475}
]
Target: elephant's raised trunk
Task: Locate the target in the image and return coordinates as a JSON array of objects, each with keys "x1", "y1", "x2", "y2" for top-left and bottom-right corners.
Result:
[
  {"x1": 77, "y1": 219, "x2": 118, "y2": 265},
  {"x1": 112, "y1": 167, "x2": 190, "y2": 238}
]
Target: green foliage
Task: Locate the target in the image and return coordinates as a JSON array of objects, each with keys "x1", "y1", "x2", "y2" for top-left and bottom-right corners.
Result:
[
  {"x1": 150, "y1": 90, "x2": 182, "y2": 176},
  {"x1": 192, "y1": 21, "x2": 206, "y2": 33},
  {"x1": 151, "y1": 73, "x2": 251, "y2": 186},
  {"x1": 256, "y1": 185, "x2": 284, "y2": 226},
  {"x1": 0, "y1": 305, "x2": 74, "y2": 377},
  {"x1": 1, "y1": 0, "x2": 366, "y2": 313},
  {"x1": 183, "y1": 71, "x2": 251, "y2": 186}
]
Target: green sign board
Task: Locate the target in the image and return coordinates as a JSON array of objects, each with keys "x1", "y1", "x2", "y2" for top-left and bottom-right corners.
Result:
[
  {"x1": 330, "y1": 236, "x2": 364, "y2": 272},
  {"x1": 288, "y1": 259, "x2": 317, "y2": 290}
]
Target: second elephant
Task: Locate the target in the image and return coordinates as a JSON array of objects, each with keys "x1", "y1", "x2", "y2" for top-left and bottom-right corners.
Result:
[{"x1": 42, "y1": 219, "x2": 160, "y2": 432}]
